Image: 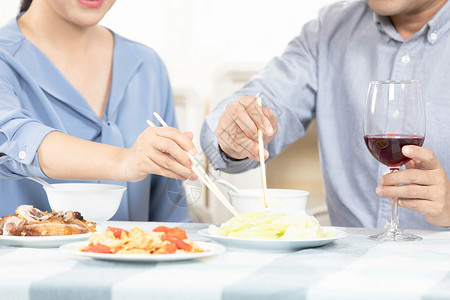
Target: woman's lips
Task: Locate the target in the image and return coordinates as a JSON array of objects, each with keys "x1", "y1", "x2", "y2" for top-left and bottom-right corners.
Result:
[{"x1": 78, "y1": 0, "x2": 104, "y2": 8}]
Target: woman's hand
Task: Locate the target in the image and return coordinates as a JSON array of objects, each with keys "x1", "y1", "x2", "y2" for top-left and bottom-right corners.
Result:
[
  {"x1": 215, "y1": 96, "x2": 278, "y2": 161},
  {"x1": 121, "y1": 126, "x2": 198, "y2": 182},
  {"x1": 376, "y1": 145, "x2": 450, "y2": 227}
]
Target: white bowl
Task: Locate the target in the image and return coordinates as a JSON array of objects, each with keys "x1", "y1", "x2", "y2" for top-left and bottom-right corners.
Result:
[
  {"x1": 44, "y1": 183, "x2": 126, "y2": 222},
  {"x1": 228, "y1": 188, "x2": 308, "y2": 214}
]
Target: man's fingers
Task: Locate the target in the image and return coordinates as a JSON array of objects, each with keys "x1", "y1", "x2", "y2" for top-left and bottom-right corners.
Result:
[
  {"x1": 379, "y1": 168, "x2": 436, "y2": 186},
  {"x1": 216, "y1": 96, "x2": 276, "y2": 160},
  {"x1": 397, "y1": 198, "x2": 434, "y2": 215},
  {"x1": 262, "y1": 107, "x2": 278, "y2": 143},
  {"x1": 225, "y1": 104, "x2": 258, "y2": 140},
  {"x1": 239, "y1": 96, "x2": 273, "y2": 135},
  {"x1": 219, "y1": 129, "x2": 259, "y2": 160},
  {"x1": 376, "y1": 183, "x2": 435, "y2": 200},
  {"x1": 403, "y1": 146, "x2": 439, "y2": 170}
]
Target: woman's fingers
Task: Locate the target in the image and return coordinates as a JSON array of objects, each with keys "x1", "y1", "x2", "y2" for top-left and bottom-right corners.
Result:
[
  {"x1": 155, "y1": 126, "x2": 197, "y2": 156},
  {"x1": 148, "y1": 151, "x2": 195, "y2": 180},
  {"x1": 153, "y1": 137, "x2": 192, "y2": 168},
  {"x1": 184, "y1": 131, "x2": 194, "y2": 140},
  {"x1": 125, "y1": 126, "x2": 198, "y2": 181}
]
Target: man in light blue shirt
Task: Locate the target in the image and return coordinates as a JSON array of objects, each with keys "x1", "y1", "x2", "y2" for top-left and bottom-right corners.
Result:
[
  {"x1": 0, "y1": 1, "x2": 195, "y2": 222},
  {"x1": 201, "y1": 0, "x2": 450, "y2": 230}
]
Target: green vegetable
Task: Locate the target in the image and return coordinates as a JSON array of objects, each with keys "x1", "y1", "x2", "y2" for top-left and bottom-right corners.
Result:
[{"x1": 216, "y1": 211, "x2": 333, "y2": 240}]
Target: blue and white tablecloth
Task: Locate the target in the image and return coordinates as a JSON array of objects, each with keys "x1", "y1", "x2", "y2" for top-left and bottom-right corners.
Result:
[{"x1": 1, "y1": 222, "x2": 449, "y2": 300}]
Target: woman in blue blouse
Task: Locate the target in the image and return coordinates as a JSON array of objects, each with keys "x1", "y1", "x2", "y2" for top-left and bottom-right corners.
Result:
[{"x1": 0, "y1": 0, "x2": 197, "y2": 221}]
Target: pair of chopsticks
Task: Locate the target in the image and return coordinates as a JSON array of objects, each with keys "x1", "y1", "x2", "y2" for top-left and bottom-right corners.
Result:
[
  {"x1": 255, "y1": 93, "x2": 269, "y2": 208},
  {"x1": 147, "y1": 112, "x2": 242, "y2": 220}
]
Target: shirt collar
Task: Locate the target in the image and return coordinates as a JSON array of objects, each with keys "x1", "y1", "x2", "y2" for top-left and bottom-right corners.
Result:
[
  {"x1": 106, "y1": 34, "x2": 143, "y2": 122},
  {"x1": 372, "y1": 0, "x2": 450, "y2": 44},
  {"x1": 8, "y1": 16, "x2": 143, "y2": 124},
  {"x1": 426, "y1": 0, "x2": 450, "y2": 44}
]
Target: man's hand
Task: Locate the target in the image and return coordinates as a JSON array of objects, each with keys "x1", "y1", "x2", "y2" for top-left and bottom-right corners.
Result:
[
  {"x1": 376, "y1": 145, "x2": 450, "y2": 227},
  {"x1": 215, "y1": 96, "x2": 278, "y2": 161}
]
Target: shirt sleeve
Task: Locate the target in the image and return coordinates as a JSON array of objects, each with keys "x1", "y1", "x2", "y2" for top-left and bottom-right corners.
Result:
[
  {"x1": 0, "y1": 58, "x2": 56, "y2": 179},
  {"x1": 201, "y1": 18, "x2": 320, "y2": 173}
]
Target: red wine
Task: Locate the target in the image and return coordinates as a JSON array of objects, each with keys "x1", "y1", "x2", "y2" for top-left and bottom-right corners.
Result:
[{"x1": 364, "y1": 134, "x2": 424, "y2": 168}]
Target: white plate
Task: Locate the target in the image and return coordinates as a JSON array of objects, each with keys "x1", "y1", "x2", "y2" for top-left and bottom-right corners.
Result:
[
  {"x1": 0, "y1": 233, "x2": 91, "y2": 248},
  {"x1": 60, "y1": 241, "x2": 226, "y2": 262},
  {"x1": 198, "y1": 227, "x2": 346, "y2": 251}
]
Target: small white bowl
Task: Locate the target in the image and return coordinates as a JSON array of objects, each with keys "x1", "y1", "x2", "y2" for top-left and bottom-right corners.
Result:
[
  {"x1": 228, "y1": 188, "x2": 309, "y2": 214},
  {"x1": 44, "y1": 183, "x2": 126, "y2": 222}
]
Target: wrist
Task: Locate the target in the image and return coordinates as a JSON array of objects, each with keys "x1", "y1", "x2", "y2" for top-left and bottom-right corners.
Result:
[
  {"x1": 218, "y1": 144, "x2": 246, "y2": 161},
  {"x1": 114, "y1": 147, "x2": 135, "y2": 182}
]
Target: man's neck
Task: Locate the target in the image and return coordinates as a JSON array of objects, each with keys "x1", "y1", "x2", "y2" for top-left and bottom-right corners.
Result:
[{"x1": 391, "y1": 0, "x2": 447, "y2": 40}]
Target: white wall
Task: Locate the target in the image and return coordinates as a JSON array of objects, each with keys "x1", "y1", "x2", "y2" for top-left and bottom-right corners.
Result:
[
  {"x1": 101, "y1": 0, "x2": 337, "y2": 105},
  {"x1": 0, "y1": 0, "x2": 337, "y2": 117}
]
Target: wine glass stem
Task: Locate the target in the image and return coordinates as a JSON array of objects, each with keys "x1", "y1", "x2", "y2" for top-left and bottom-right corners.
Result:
[{"x1": 389, "y1": 168, "x2": 400, "y2": 232}]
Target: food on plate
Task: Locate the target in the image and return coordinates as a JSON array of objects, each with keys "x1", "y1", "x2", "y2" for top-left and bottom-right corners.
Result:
[
  {"x1": 208, "y1": 211, "x2": 334, "y2": 240},
  {"x1": 80, "y1": 226, "x2": 205, "y2": 254},
  {"x1": 0, "y1": 205, "x2": 96, "y2": 236}
]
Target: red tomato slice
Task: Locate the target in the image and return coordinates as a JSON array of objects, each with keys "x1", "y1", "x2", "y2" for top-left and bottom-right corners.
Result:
[
  {"x1": 153, "y1": 226, "x2": 188, "y2": 240},
  {"x1": 107, "y1": 227, "x2": 129, "y2": 239},
  {"x1": 163, "y1": 236, "x2": 192, "y2": 251},
  {"x1": 81, "y1": 244, "x2": 111, "y2": 254},
  {"x1": 162, "y1": 243, "x2": 177, "y2": 254}
]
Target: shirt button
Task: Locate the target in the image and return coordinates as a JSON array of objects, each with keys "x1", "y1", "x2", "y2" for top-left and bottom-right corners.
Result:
[
  {"x1": 18, "y1": 151, "x2": 26, "y2": 160},
  {"x1": 430, "y1": 32, "x2": 438, "y2": 41},
  {"x1": 401, "y1": 54, "x2": 410, "y2": 64}
]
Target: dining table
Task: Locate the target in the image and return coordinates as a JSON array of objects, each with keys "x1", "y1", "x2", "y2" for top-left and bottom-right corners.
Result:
[{"x1": 1, "y1": 221, "x2": 450, "y2": 300}]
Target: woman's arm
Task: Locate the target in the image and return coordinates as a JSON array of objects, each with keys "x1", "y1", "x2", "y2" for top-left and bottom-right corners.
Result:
[{"x1": 38, "y1": 128, "x2": 197, "y2": 182}]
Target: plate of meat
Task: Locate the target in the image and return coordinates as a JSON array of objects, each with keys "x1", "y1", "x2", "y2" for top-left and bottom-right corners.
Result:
[{"x1": 0, "y1": 205, "x2": 96, "y2": 248}]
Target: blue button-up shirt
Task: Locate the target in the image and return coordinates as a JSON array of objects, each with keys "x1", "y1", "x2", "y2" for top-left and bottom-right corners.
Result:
[
  {"x1": 0, "y1": 17, "x2": 190, "y2": 222},
  {"x1": 201, "y1": 0, "x2": 450, "y2": 230}
]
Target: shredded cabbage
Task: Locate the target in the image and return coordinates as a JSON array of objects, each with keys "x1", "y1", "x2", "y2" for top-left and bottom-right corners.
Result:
[{"x1": 209, "y1": 211, "x2": 334, "y2": 240}]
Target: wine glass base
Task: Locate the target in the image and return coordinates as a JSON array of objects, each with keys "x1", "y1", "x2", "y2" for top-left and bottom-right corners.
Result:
[{"x1": 369, "y1": 229, "x2": 422, "y2": 242}]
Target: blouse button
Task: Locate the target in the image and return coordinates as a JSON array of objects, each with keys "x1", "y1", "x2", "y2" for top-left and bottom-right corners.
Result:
[{"x1": 18, "y1": 151, "x2": 26, "y2": 160}]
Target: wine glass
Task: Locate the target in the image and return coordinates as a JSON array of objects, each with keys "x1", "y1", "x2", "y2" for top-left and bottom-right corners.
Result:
[{"x1": 363, "y1": 80, "x2": 425, "y2": 241}]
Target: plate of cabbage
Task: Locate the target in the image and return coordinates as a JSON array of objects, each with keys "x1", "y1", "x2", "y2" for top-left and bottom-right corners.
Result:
[{"x1": 199, "y1": 211, "x2": 346, "y2": 251}]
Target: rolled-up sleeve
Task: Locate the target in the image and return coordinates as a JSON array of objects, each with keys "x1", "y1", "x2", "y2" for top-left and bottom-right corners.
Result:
[
  {"x1": 201, "y1": 18, "x2": 320, "y2": 174},
  {"x1": 0, "y1": 63, "x2": 55, "y2": 178}
]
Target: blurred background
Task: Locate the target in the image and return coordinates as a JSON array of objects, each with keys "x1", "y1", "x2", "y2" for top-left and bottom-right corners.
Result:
[{"x1": 0, "y1": 0, "x2": 338, "y2": 224}]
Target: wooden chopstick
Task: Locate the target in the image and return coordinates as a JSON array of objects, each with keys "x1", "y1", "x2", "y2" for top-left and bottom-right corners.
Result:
[
  {"x1": 147, "y1": 114, "x2": 242, "y2": 220},
  {"x1": 256, "y1": 93, "x2": 269, "y2": 208},
  {"x1": 152, "y1": 113, "x2": 227, "y2": 199}
]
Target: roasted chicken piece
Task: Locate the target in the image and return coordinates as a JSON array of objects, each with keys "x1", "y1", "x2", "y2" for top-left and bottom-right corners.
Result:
[{"x1": 0, "y1": 205, "x2": 96, "y2": 236}]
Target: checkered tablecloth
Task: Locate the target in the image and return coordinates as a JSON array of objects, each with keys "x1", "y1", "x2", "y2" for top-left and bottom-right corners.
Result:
[{"x1": 1, "y1": 222, "x2": 449, "y2": 300}]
